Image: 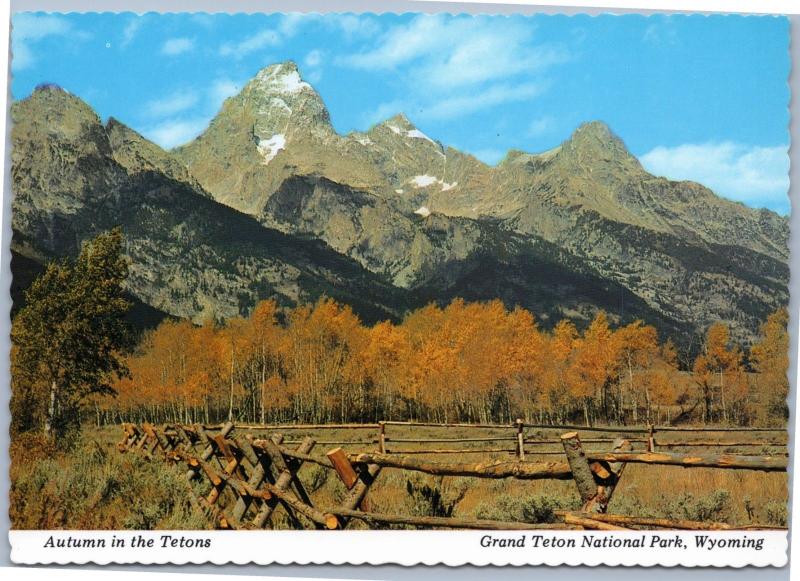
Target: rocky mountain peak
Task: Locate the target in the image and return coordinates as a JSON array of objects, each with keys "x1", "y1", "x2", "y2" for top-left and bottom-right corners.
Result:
[
  {"x1": 252, "y1": 61, "x2": 313, "y2": 96},
  {"x1": 371, "y1": 113, "x2": 442, "y2": 151},
  {"x1": 14, "y1": 84, "x2": 111, "y2": 159},
  {"x1": 559, "y1": 121, "x2": 641, "y2": 169},
  {"x1": 235, "y1": 61, "x2": 333, "y2": 142}
]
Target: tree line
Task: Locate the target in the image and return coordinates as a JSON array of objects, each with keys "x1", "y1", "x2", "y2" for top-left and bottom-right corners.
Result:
[
  {"x1": 11, "y1": 230, "x2": 789, "y2": 442},
  {"x1": 107, "y1": 299, "x2": 788, "y2": 428}
]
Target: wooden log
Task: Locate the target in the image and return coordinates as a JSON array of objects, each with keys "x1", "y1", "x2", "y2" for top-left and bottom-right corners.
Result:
[
  {"x1": 329, "y1": 508, "x2": 577, "y2": 530},
  {"x1": 599, "y1": 438, "x2": 630, "y2": 509},
  {"x1": 560, "y1": 432, "x2": 599, "y2": 506},
  {"x1": 385, "y1": 437, "x2": 516, "y2": 443},
  {"x1": 525, "y1": 423, "x2": 648, "y2": 433},
  {"x1": 174, "y1": 425, "x2": 195, "y2": 449},
  {"x1": 273, "y1": 444, "x2": 334, "y2": 469},
  {"x1": 196, "y1": 457, "x2": 223, "y2": 487},
  {"x1": 287, "y1": 437, "x2": 317, "y2": 508},
  {"x1": 206, "y1": 423, "x2": 380, "y2": 430},
  {"x1": 585, "y1": 451, "x2": 787, "y2": 472},
  {"x1": 258, "y1": 483, "x2": 339, "y2": 529},
  {"x1": 516, "y1": 419, "x2": 525, "y2": 461},
  {"x1": 280, "y1": 439, "x2": 377, "y2": 446},
  {"x1": 382, "y1": 447, "x2": 519, "y2": 455},
  {"x1": 556, "y1": 511, "x2": 732, "y2": 531},
  {"x1": 212, "y1": 434, "x2": 237, "y2": 462},
  {"x1": 341, "y1": 465, "x2": 381, "y2": 511},
  {"x1": 561, "y1": 513, "x2": 630, "y2": 531},
  {"x1": 185, "y1": 422, "x2": 234, "y2": 481},
  {"x1": 327, "y1": 448, "x2": 359, "y2": 489},
  {"x1": 230, "y1": 437, "x2": 270, "y2": 524},
  {"x1": 207, "y1": 454, "x2": 240, "y2": 506},
  {"x1": 253, "y1": 435, "x2": 316, "y2": 528},
  {"x1": 655, "y1": 440, "x2": 787, "y2": 447},
  {"x1": 142, "y1": 423, "x2": 162, "y2": 454},
  {"x1": 383, "y1": 420, "x2": 511, "y2": 429},
  {"x1": 654, "y1": 426, "x2": 786, "y2": 433},
  {"x1": 524, "y1": 438, "x2": 648, "y2": 445},
  {"x1": 347, "y1": 452, "x2": 572, "y2": 480}
]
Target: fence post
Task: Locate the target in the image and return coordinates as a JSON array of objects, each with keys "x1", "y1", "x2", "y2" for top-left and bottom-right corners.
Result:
[
  {"x1": 378, "y1": 422, "x2": 387, "y2": 454},
  {"x1": 648, "y1": 424, "x2": 655, "y2": 452},
  {"x1": 327, "y1": 448, "x2": 359, "y2": 489},
  {"x1": 516, "y1": 419, "x2": 525, "y2": 461},
  {"x1": 560, "y1": 432, "x2": 598, "y2": 507}
]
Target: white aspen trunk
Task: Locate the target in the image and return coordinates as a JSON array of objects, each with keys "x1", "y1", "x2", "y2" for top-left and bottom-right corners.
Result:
[{"x1": 45, "y1": 379, "x2": 57, "y2": 435}]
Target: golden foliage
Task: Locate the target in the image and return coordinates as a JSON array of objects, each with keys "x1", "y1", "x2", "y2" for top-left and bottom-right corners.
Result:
[{"x1": 105, "y1": 299, "x2": 788, "y2": 427}]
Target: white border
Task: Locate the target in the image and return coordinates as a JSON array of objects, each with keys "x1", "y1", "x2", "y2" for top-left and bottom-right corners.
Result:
[
  {"x1": 2, "y1": 0, "x2": 795, "y2": 574},
  {"x1": 8, "y1": 530, "x2": 789, "y2": 567}
]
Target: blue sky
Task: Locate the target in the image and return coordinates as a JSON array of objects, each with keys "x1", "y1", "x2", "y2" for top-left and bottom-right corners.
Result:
[{"x1": 11, "y1": 12, "x2": 790, "y2": 214}]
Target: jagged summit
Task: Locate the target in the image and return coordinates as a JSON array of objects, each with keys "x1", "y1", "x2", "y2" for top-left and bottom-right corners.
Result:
[
  {"x1": 34, "y1": 82, "x2": 68, "y2": 93},
  {"x1": 559, "y1": 120, "x2": 641, "y2": 169},
  {"x1": 251, "y1": 61, "x2": 314, "y2": 96},
  {"x1": 370, "y1": 112, "x2": 441, "y2": 149}
]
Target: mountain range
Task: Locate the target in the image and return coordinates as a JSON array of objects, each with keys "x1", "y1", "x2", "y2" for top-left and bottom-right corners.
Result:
[{"x1": 10, "y1": 62, "x2": 789, "y2": 348}]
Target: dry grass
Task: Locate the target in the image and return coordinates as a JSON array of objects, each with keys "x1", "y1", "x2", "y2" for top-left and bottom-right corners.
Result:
[{"x1": 9, "y1": 423, "x2": 789, "y2": 530}]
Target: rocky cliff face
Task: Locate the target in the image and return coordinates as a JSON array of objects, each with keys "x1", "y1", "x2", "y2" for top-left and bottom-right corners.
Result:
[
  {"x1": 11, "y1": 84, "x2": 408, "y2": 325},
  {"x1": 11, "y1": 63, "x2": 789, "y2": 345}
]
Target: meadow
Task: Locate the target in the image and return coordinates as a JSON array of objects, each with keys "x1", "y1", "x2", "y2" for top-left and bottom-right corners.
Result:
[{"x1": 10, "y1": 423, "x2": 788, "y2": 530}]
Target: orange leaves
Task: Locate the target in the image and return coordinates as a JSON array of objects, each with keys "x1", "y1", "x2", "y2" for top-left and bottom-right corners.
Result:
[{"x1": 110, "y1": 297, "x2": 786, "y2": 426}]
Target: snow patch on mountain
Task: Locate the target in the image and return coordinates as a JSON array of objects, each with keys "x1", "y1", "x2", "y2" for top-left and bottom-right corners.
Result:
[
  {"x1": 414, "y1": 206, "x2": 431, "y2": 217},
  {"x1": 256, "y1": 65, "x2": 311, "y2": 95},
  {"x1": 409, "y1": 175, "x2": 458, "y2": 191},
  {"x1": 410, "y1": 175, "x2": 438, "y2": 188},
  {"x1": 407, "y1": 128, "x2": 435, "y2": 144},
  {"x1": 354, "y1": 135, "x2": 373, "y2": 146},
  {"x1": 257, "y1": 134, "x2": 286, "y2": 164}
]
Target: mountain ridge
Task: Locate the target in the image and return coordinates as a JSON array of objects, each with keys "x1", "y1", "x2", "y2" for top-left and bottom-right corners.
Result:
[{"x1": 10, "y1": 64, "x2": 789, "y2": 346}]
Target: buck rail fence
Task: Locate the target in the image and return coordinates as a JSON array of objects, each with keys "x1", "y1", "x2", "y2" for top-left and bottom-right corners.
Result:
[{"x1": 116, "y1": 420, "x2": 788, "y2": 531}]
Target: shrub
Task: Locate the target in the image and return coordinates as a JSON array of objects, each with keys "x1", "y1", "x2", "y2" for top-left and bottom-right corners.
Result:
[
  {"x1": 763, "y1": 501, "x2": 787, "y2": 527},
  {"x1": 475, "y1": 493, "x2": 579, "y2": 523}
]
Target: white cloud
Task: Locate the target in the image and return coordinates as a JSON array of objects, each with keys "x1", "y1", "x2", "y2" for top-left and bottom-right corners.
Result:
[
  {"x1": 161, "y1": 37, "x2": 195, "y2": 56},
  {"x1": 12, "y1": 14, "x2": 74, "y2": 70},
  {"x1": 121, "y1": 17, "x2": 144, "y2": 48},
  {"x1": 278, "y1": 13, "x2": 307, "y2": 38},
  {"x1": 209, "y1": 78, "x2": 241, "y2": 105},
  {"x1": 305, "y1": 49, "x2": 322, "y2": 68},
  {"x1": 329, "y1": 14, "x2": 380, "y2": 41},
  {"x1": 361, "y1": 100, "x2": 407, "y2": 127},
  {"x1": 640, "y1": 142, "x2": 789, "y2": 213},
  {"x1": 418, "y1": 83, "x2": 546, "y2": 121},
  {"x1": 341, "y1": 15, "x2": 564, "y2": 125},
  {"x1": 220, "y1": 29, "x2": 281, "y2": 58},
  {"x1": 140, "y1": 117, "x2": 210, "y2": 149},
  {"x1": 342, "y1": 15, "x2": 565, "y2": 91},
  {"x1": 144, "y1": 91, "x2": 199, "y2": 118},
  {"x1": 527, "y1": 116, "x2": 555, "y2": 137}
]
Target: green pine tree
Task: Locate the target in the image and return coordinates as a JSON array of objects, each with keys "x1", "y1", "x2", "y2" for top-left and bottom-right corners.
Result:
[{"x1": 11, "y1": 227, "x2": 132, "y2": 441}]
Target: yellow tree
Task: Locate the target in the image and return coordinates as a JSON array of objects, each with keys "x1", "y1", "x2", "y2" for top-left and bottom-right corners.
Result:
[
  {"x1": 693, "y1": 322, "x2": 744, "y2": 423},
  {"x1": 568, "y1": 312, "x2": 621, "y2": 425},
  {"x1": 751, "y1": 308, "x2": 789, "y2": 424},
  {"x1": 615, "y1": 320, "x2": 659, "y2": 423}
]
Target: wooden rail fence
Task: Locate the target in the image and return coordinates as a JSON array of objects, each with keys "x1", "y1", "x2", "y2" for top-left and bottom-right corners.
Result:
[{"x1": 116, "y1": 420, "x2": 787, "y2": 531}]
